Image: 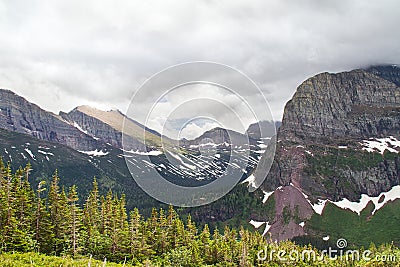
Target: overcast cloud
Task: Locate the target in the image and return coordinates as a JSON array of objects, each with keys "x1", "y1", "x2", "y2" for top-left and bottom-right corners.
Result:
[{"x1": 0, "y1": 0, "x2": 399, "y2": 138}]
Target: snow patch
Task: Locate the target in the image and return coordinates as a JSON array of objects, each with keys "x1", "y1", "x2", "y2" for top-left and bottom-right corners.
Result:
[
  {"x1": 305, "y1": 150, "x2": 314, "y2": 156},
  {"x1": 258, "y1": 143, "x2": 268, "y2": 149},
  {"x1": 126, "y1": 150, "x2": 163, "y2": 156},
  {"x1": 361, "y1": 136, "x2": 400, "y2": 154},
  {"x1": 311, "y1": 199, "x2": 328, "y2": 215},
  {"x1": 167, "y1": 151, "x2": 197, "y2": 170},
  {"x1": 332, "y1": 185, "x2": 400, "y2": 215},
  {"x1": 241, "y1": 174, "x2": 256, "y2": 188},
  {"x1": 72, "y1": 121, "x2": 99, "y2": 140},
  {"x1": 262, "y1": 190, "x2": 274, "y2": 203},
  {"x1": 38, "y1": 150, "x2": 54, "y2": 156},
  {"x1": 79, "y1": 149, "x2": 109, "y2": 156},
  {"x1": 262, "y1": 222, "x2": 271, "y2": 236},
  {"x1": 308, "y1": 185, "x2": 400, "y2": 216},
  {"x1": 73, "y1": 121, "x2": 88, "y2": 135},
  {"x1": 249, "y1": 220, "x2": 265, "y2": 229},
  {"x1": 24, "y1": 148, "x2": 36, "y2": 160}
]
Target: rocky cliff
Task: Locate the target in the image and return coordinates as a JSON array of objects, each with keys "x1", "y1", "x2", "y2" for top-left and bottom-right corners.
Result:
[
  {"x1": 279, "y1": 68, "x2": 400, "y2": 143},
  {"x1": 254, "y1": 65, "x2": 400, "y2": 241},
  {"x1": 0, "y1": 89, "x2": 100, "y2": 151},
  {"x1": 60, "y1": 106, "x2": 168, "y2": 151}
]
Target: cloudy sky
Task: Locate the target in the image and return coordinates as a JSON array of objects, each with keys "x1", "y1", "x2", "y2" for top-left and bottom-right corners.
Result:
[{"x1": 0, "y1": 0, "x2": 399, "y2": 139}]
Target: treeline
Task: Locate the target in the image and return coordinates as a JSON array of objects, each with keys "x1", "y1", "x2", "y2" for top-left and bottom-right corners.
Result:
[{"x1": 0, "y1": 159, "x2": 268, "y2": 266}]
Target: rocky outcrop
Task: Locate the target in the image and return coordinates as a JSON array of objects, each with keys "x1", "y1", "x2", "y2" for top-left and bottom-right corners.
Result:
[
  {"x1": 0, "y1": 89, "x2": 99, "y2": 151},
  {"x1": 255, "y1": 65, "x2": 400, "y2": 241},
  {"x1": 60, "y1": 108, "x2": 126, "y2": 149},
  {"x1": 60, "y1": 106, "x2": 164, "y2": 151},
  {"x1": 280, "y1": 69, "x2": 400, "y2": 143}
]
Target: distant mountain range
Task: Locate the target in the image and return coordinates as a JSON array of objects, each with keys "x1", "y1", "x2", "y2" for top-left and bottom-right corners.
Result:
[{"x1": 0, "y1": 87, "x2": 274, "y2": 211}]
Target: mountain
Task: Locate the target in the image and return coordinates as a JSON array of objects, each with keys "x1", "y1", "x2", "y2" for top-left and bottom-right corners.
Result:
[
  {"x1": 246, "y1": 65, "x2": 400, "y2": 243},
  {"x1": 0, "y1": 88, "x2": 272, "y2": 215},
  {"x1": 60, "y1": 105, "x2": 164, "y2": 151},
  {"x1": 0, "y1": 127, "x2": 162, "y2": 212},
  {"x1": 246, "y1": 120, "x2": 281, "y2": 140},
  {"x1": 180, "y1": 127, "x2": 257, "y2": 148},
  {"x1": 0, "y1": 89, "x2": 100, "y2": 151},
  {"x1": 0, "y1": 89, "x2": 172, "y2": 153},
  {"x1": 4, "y1": 65, "x2": 398, "y2": 247}
]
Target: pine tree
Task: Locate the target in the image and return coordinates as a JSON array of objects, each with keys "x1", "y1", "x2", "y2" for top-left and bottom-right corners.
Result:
[
  {"x1": 33, "y1": 181, "x2": 54, "y2": 253},
  {"x1": 147, "y1": 208, "x2": 160, "y2": 252},
  {"x1": 1, "y1": 164, "x2": 35, "y2": 251},
  {"x1": 13, "y1": 165, "x2": 35, "y2": 231},
  {"x1": 0, "y1": 162, "x2": 14, "y2": 250},
  {"x1": 211, "y1": 227, "x2": 224, "y2": 263},
  {"x1": 108, "y1": 193, "x2": 130, "y2": 260},
  {"x1": 67, "y1": 185, "x2": 83, "y2": 256},
  {"x1": 48, "y1": 172, "x2": 70, "y2": 254},
  {"x1": 185, "y1": 214, "x2": 197, "y2": 246},
  {"x1": 128, "y1": 208, "x2": 142, "y2": 258},
  {"x1": 83, "y1": 178, "x2": 103, "y2": 255},
  {"x1": 238, "y1": 226, "x2": 250, "y2": 267},
  {"x1": 158, "y1": 208, "x2": 168, "y2": 254},
  {"x1": 199, "y1": 224, "x2": 212, "y2": 264},
  {"x1": 101, "y1": 190, "x2": 114, "y2": 236},
  {"x1": 116, "y1": 194, "x2": 130, "y2": 257}
]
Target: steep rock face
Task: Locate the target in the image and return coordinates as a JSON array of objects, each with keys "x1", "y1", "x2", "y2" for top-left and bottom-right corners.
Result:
[
  {"x1": 60, "y1": 108, "x2": 125, "y2": 149},
  {"x1": 280, "y1": 69, "x2": 400, "y2": 143},
  {"x1": 255, "y1": 66, "x2": 400, "y2": 241},
  {"x1": 0, "y1": 89, "x2": 99, "y2": 151},
  {"x1": 61, "y1": 106, "x2": 163, "y2": 151},
  {"x1": 261, "y1": 66, "x2": 400, "y2": 198}
]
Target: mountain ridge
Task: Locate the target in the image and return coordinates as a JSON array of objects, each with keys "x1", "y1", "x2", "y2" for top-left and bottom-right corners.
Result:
[{"x1": 249, "y1": 64, "x2": 400, "y2": 242}]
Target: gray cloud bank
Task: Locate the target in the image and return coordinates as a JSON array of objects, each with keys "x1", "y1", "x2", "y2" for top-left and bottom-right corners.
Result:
[{"x1": 0, "y1": 0, "x2": 399, "y2": 137}]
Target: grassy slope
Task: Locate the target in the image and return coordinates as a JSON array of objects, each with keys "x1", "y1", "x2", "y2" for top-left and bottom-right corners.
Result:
[
  {"x1": 297, "y1": 199, "x2": 400, "y2": 249},
  {"x1": 0, "y1": 252, "x2": 131, "y2": 267},
  {"x1": 1, "y1": 245, "x2": 399, "y2": 267}
]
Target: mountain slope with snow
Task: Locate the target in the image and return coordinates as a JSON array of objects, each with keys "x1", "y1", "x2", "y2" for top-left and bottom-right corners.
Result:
[{"x1": 248, "y1": 65, "x2": 400, "y2": 242}]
